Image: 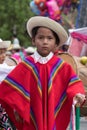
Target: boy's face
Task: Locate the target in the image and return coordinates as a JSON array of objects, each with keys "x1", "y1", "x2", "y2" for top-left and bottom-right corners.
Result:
[
  {"x1": 0, "y1": 48, "x2": 6, "y2": 64},
  {"x1": 32, "y1": 27, "x2": 57, "y2": 57}
]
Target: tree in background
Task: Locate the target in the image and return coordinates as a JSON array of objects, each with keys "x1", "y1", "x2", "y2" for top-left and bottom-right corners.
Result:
[{"x1": 0, "y1": 0, "x2": 34, "y2": 47}]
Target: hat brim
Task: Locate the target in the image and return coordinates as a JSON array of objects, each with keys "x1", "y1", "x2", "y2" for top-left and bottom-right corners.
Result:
[
  {"x1": 25, "y1": 47, "x2": 35, "y2": 53},
  {"x1": 0, "y1": 41, "x2": 11, "y2": 49},
  {"x1": 27, "y1": 16, "x2": 68, "y2": 46},
  {"x1": 12, "y1": 44, "x2": 21, "y2": 50}
]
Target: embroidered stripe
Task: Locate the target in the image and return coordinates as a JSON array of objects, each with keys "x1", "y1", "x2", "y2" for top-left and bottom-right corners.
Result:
[
  {"x1": 53, "y1": 123, "x2": 56, "y2": 130},
  {"x1": 54, "y1": 91, "x2": 67, "y2": 118},
  {"x1": 48, "y1": 59, "x2": 64, "y2": 94},
  {"x1": 69, "y1": 75, "x2": 81, "y2": 86},
  {"x1": 23, "y1": 59, "x2": 42, "y2": 97},
  {"x1": 30, "y1": 108, "x2": 38, "y2": 130},
  {"x1": 48, "y1": 58, "x2": 66, "y2": 118},
  {"x1": 4, "y1": 76, "x2": 30, "y2": 101}
]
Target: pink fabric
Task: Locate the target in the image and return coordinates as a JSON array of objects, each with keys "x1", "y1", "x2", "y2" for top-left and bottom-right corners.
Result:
[
  {"x1": 11, "y1": 53, "x2": 21, "y2": 63},
  {"x1": 68, "y1": 31, "x2": 87, "y2": 56},
  {"x1": 71, "y1": 32, "x2": 87, "y2": 44},
  {"x1": 68, "y1": 38, "x2": 84, "y2": 56}
]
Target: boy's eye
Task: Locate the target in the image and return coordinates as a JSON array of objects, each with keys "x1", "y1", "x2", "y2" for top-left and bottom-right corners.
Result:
[
  {"x1": 39, "y1": 36, "x2": 43, "y2": 39},
  {"x1": 0, "y1": 50, "x2": 6, "y2": 54},
  {"x1": 37, "y1": 35, "x2": 43, "y2": 39},
  {"x1": 48, "y1": 37, "x2": 53, "y2": 39}
]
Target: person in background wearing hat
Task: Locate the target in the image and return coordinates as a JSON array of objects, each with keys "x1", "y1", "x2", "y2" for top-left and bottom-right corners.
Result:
[
  {"x1": 25, "y1": 46, "x2": 36, "y2": 56},
  {"x1": 0, "y1": 39, "x2": 11, "y2": 64},
  {"x1": 0, "y1": 16, "x2": 86, "y2": 130},
  {"x1": 12, "y1": 34, "x2": 20, "y2": 45},
  {"x1": 0, "y1": 39, "x2": 16, "y2": 82},
  {"x1": 0, "y1": 39, "x2": 16, "y2": 130},
  {"x1": 11, "y1": 44, "x2": 25, "y2": 63}
]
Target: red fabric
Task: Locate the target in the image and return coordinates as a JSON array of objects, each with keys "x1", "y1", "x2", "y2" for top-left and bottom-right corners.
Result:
[{"x1": 0, "y1": 55, "x2": 85, "y2": 130}]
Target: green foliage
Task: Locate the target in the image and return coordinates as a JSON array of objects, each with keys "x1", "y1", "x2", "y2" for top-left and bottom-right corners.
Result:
[{"x1": 0, "y1": 0, "x2": 34, "y2": 47}]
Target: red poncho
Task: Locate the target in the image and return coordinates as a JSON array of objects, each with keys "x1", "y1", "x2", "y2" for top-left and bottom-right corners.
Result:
[{"x1": 0, "y1": 55, "x2": 85, "y2": 130}]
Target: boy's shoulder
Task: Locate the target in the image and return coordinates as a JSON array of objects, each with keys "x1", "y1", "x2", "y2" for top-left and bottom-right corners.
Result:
[{"x1": 57, "y1": 52, "x2": 78, "y2": 74}]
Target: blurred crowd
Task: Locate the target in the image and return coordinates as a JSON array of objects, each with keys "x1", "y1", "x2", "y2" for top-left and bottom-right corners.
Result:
[
  {"x1": 0, "y1": 38, "x2": 36, "y2": 129},
  {"x1": 0, "y1": 38, "x2": 36, "y2": 65}
]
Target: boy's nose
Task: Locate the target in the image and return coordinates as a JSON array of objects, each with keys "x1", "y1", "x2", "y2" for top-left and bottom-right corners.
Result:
[
  {"x1": 43, "y1": 38, "x2": 48, "y2": 43},
  {"x1": 1, "y1": 53, "x2": 6, "y2": 56}
]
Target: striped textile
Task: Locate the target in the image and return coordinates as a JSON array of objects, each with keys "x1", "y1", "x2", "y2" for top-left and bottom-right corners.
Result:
[{"x1": 0, "y1": 55, "x2": 85, "y2": 130}]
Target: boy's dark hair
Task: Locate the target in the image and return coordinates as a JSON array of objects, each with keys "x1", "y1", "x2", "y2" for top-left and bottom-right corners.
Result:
[
  {"x1": 32, "y1": 27, "x2": 60, "y2": 45},
  {"x1": 62, "y1": 44, "x2": 69, "y2": 51}
]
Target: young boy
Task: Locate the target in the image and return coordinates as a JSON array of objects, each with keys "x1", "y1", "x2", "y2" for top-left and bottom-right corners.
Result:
[{"x1": 0, "y1": 16, "x2": 86, "y2": 130}]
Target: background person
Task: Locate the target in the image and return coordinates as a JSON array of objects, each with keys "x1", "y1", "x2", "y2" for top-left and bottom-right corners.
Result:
[
  {"x1": 0, "y1": 39, "x2": 16, "y2": 130},
  {"x1": 0, "y1": 39, "x2": 16, "y2": 82},
  {"x1": 25, "y1": 46, "x2": 36, "y2": 56}
]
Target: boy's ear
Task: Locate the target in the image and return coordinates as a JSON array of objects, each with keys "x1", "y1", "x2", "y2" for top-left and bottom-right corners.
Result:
[
  {"x1": 55, "y1": 43, "x2": 59, "y2": 49},
  {"x1": 32, "y1": 38, "x2": 35, "y2": 46},
  {"x1": 55, "y1": 43, "x2": 58, "y2": 47}
]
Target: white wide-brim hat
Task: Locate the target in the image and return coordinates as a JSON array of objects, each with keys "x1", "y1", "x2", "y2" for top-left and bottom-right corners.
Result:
[
  {"x1": 12, "y1": 44, "x2": 21, "y2": 50},
  {"x1": 25, "y1": 46, "x2": 35, "y2": 53},
  {"x1": 27, "y1": 16, "x2": 68, "y2": 46},
  {"x1": 0, "y1": 39, "x2": 11, "y2": 49}
]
